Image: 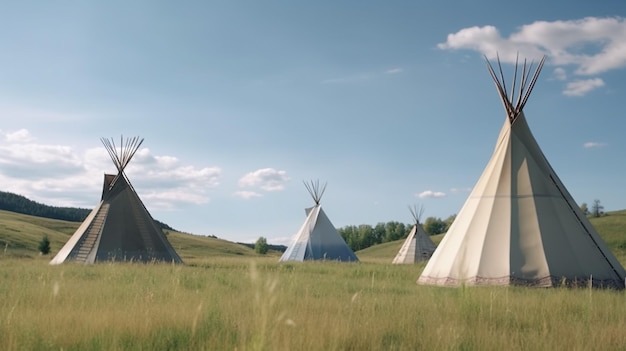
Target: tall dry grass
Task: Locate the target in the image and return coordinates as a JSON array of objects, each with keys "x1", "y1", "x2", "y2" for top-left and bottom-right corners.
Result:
[{"x1": 2, "y1": 257, "x2": 626, "y2": 350}]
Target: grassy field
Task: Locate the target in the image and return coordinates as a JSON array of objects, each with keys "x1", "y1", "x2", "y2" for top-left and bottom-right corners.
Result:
[
  {"x1": 2, "y1": 257, "x2": 626, "y2": 350},
  {"x1": 1, "y1": 210, "x2": 626, "y2": 350},
  {"x1": 356, "y1": 233, "x2": 445, "y2": 264}
]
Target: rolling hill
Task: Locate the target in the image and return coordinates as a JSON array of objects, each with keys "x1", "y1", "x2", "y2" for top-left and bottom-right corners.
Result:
[
  {"x1": 0, "y1": 209, "x2": 279, "y2": 262},
  {"x1": 1, "y1": 208, "x2": 625, "y2": 265}
]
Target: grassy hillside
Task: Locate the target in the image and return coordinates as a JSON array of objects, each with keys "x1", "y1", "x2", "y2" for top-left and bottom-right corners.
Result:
[
  {"x1": 356, "y1": 233, "x2": 445, "y2": 263},
  {"x1": 0, "y1": 209, "x2": 277, "y2": 261},
  {"x1": 0, "y1": 210, "x2": 78, "y2": 257},
  {"x1": 589, "y1": 210, "x2": 626, "y2": 263}
]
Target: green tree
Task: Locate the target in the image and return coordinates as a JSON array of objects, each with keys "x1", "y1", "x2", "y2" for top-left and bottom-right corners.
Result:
[
  {"x1": 591, "y1": 199, "x2": 604, "y2": 218},
  {"x1": 423, "y1": 217, "x2": 447, "y2": 235},
  {"x1": 580, "y1": 203, "x2": 589, "y2": 216},
  {"x1": 254, "y1": 236, "x2": 269, "y2": 254},
  {"x1": 383, "y1": 221, "x2": 407, "y2": 242},
  {"x1": 339, "y1": 225, "x2": 359, "y2": 251},
  {"x1": 357, "y1": 224, "x2": 374, "y2": 249},
  {"x1": 373, "y1": 223, "x2": 386, "y2": 244},
  {"x1": 38, "y1": 235, "x2": 51, "y2": 255},
  {"x1": 444, "y1": 214, "x2": 456, "y2": 230}
]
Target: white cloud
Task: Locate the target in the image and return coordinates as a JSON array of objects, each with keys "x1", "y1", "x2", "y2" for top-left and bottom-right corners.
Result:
[
  {"x1": 553, "y1": 68, "x2": 567, "y2": 81},
  {"x1": 4, "y1": 129, "x2": 33, "y2": 142},
  {"x1": 141, "y1": 190, "x2": 210, "y2": 210},
  {"x1": 0, "y1": 142, "x2": 85, "y2": 179},
  {"x1": 450, "y1": 187, "x2": 472, "y2": 194},
  {"x1": 0, "y1": 130, "x2": 221, "y2": 208},
  {"x1": 563, "y1": 78, "x2": 605, "y2": 96},
  {"x1": 438, "y1": 17, "x2": 626, "y2": 95},
  {"x1": 233, "y1": 191, "x2": 263, "y2": 199},
  {"x1": 238, "y1": 168, "x2": 290, "y2": 191},
  {"x1": 416, "y1": 190, "x2": 446, "y2": 198},
  {"x1": 154, "y1": 155, "x2": 179, "y2": 168},
  {"x1": 439, "y1": 17, "x2": 626, "y2": 75},
  {"x1": 583, "y1": 141, "x2": 608, "y2": 148}
]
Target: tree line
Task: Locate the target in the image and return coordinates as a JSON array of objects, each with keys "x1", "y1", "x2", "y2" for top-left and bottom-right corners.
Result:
[
  {"x1": 335, "y1": 199, "x2": 608, "y2": 253},
  {"x1": 337, "y1": 215, "x2": 456, "y2": 252},
  {"x1": 0, "y1": 190, "x2": 174, "y2": 231},
  {"x1": 339, "y1": 199, "x2": 609, "y2": 252},
  {"x1": 0, "y1": 191, "x2": 90, "y2": 222}
]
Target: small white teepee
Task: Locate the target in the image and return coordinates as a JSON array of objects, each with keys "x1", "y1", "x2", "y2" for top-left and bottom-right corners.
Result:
[
  {"x1": 392, "y1": 205, "x2": 436, "y2": 264},
  {"x1": 418, "y1": 56, "x2": 626, "y2": 288},
  {"x1": 280, "y1": 180, "x2": 359, "y2": 262},
  {"x1": 50, "y1": 137, "x2": 183, "y2": 265}
]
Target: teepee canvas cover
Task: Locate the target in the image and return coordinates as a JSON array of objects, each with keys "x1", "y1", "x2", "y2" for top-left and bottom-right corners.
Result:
[
  {"x1": 50, "y1": 137, "x2": 183, "y2": 264},
  {"x1": 393, "y1": 205, "x2": 436, "y2": 264},
  {"x1": 418, "y1": 56, "x2": 625, "y2": 288},
  {"x1": 280, "y1": 181, "x2": 358, "y2": 262}
]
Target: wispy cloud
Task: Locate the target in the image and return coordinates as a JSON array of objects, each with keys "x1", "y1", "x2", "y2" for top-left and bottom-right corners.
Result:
[
  {"x1": 438, "y1": 17, "x2": 626, "y2": 96},
  {"x1": 416, "y1": 190, "x2": 446, "y2": 198},
  {"x1": 553, "y1": 68, "x2": 567, "y2": 81},
  {"x1": 233, "y1": 191, "x2": 263, "y2": 199},
  {"x1": 563, "y1": 78, "x2": 605, "y2": 96},
  {"x1": 142, "y1": 190, "x2": 210, "y2": 210},
  {"x1": 385, "y1": 68, "x2": 403, "y2": 74},
  {"x1": 583, "y1": 141, "x2": 608, "y2": 149},
  {"x1": 238, "y1": 168, "x2": 290, "y2": 191},
  {"x1": 450, "y1": 187, "x2": 472, "y2": 194}
]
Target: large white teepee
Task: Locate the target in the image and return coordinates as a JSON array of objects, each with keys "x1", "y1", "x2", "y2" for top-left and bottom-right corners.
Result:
[
  {"x1": 392, "y1": 205, "x2": 437, "y2": 264},
  {"x1": 280, "y1": 180, "x2": 359, "y2": 262},
  {"x1": 418, "y1": 56, "x2": 626, "y2": 288},
  {"x1": 50, "y1": 137, "x2": 183, "y2": 265}
]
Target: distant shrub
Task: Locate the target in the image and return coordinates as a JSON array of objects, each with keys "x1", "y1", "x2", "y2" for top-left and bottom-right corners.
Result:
[
  {"x1": 255, "y1": 237, "x2": 269, "y2": 255},
  {"x1": 38, "y1": 235, "x2": 51, "y2": 255}
]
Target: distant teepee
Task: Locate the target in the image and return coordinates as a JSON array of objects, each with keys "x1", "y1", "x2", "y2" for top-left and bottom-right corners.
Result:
[
  {"x1": 418, "y1": 56, "x2": 625, "y2": 288},
  {"x1": 50, "y1": 136, "x2": 183, "y2": 264},
  {"x1": 280, "y1": 180, "x2": 359, "y2": 262},
  {"x1": 392, "y1": 205, "x2": 436, "y2": 264}
]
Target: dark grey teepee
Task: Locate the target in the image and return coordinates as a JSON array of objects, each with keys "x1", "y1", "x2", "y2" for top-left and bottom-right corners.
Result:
[{"x1": 50, "y1": 137, "x2": 183, "y2": 264}]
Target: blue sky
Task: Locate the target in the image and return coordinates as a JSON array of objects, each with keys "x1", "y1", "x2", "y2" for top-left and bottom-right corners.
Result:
[{"x1": 1, "y1": 1, "x2": 625, "y2": 244}]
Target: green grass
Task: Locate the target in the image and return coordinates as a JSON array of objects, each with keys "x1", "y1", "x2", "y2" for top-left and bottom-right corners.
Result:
[
  {"x1": 0, "y1": 210, "x2": 77, "y2": 257},
  {"x1": 1, "y1": 209, "x2": 626, "y2": 350},
  {"x1": 1, "y1": 257, "x2": 626, "y2": 350},
  {"x1": 0, "y1": 209, "x2": 277, "y2": 261},
  {"x1": 356, "y1": 233, "x2": 445, "y2": 263},
  {"x1": 590, "y1": 210, "x2": 626, "y2": 263}
]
